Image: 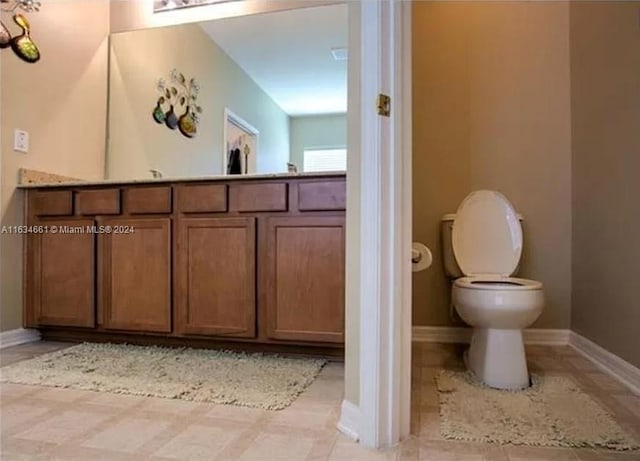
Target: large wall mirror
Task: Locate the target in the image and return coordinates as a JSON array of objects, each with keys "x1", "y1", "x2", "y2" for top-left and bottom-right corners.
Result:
[{"x1": 106, "y1": 3, "x2": 347, "y2": 180}]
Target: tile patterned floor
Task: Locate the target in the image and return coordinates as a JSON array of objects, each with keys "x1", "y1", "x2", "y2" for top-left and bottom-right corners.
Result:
[{"x1": 1, "y1": 341, "x2": 638, "y2": 460}]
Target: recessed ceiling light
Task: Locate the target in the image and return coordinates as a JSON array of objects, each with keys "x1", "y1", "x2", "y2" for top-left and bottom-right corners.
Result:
[{"x1": 331, "y1": 47, "x2": 348, "y2": 61}]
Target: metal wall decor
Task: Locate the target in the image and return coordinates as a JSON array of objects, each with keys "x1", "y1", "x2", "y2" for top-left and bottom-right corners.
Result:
[
  {"x1": 153, "y1": 69, "x2": 203, "y2": 139},
  {"x1": 1, "y1": 0, "x2": 41, "y2": 63}
]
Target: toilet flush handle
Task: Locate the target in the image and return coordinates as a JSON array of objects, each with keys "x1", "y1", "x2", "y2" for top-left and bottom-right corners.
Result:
[{"x1": 412, "y1": 242, "x2": 433, "y2": 272}]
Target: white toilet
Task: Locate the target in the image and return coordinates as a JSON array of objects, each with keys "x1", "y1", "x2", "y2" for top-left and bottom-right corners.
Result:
[{"x1": 442, "y1": 190, "x2": 544, "y2": 390}]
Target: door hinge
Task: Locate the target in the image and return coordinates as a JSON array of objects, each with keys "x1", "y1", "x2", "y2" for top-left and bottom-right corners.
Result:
[{"x1": 377, "y1": 94, "x2": 391, "y2": 117}]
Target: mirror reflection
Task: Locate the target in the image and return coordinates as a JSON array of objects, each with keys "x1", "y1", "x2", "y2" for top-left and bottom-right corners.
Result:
[{"x1": 106, "y1": 4, "x2": 348, "y2": 180}]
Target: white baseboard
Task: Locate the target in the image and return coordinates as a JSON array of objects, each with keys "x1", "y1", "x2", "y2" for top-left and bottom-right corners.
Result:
[
  {"x1": 569, "y1": 331, "x2": 640, "y2": 396},
  {"x1": 337, "y1": 399, "x2": 360, "y2": 441},
  {"x1": 412, "y1": 326, "x2": 570, "y2": 346},
  {"x1": 0, "y1": 328, "x2": 41, "y2": 349}
]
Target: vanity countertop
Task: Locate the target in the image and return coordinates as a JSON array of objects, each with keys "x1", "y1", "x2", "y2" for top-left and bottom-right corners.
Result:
[{"x1": 17, "y1": 170, "x2": 346, "y2": 189}]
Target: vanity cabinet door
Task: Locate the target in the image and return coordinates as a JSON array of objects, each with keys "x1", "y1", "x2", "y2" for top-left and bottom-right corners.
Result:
[
  {"x1": 263, "y1": 216, "x2": 345, "y2": 344},
  {"x1": 27, "y1": 219, "x2": 96, "y2": 328},
  {"x1": 176, "y1": 217, "x2": 256, "y2": 337},
  {"x1": 100, "y1": 218, "x2": 172, "y2": 333}
]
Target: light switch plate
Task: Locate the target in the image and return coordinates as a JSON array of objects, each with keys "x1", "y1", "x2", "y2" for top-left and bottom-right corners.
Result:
[{"x1": 14, "y1": 129, "x2": 29, "y2": 153}]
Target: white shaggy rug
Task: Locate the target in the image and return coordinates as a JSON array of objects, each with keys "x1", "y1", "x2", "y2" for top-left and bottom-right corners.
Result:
[
  {"x1": 0, "y1": 343, "x2": 326, "y2": 410},
  {"x1": 436, "y1": 370, "x2": 639, "y2": 451}
]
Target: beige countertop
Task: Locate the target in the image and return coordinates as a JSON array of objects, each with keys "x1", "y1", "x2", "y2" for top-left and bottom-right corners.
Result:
[{"x1": 17, "y1": 170, "x2": 346, "y2": 189}]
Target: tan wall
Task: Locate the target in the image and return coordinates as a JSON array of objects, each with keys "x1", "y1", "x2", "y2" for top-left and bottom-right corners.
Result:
[
  {"x1": 412, "y1": 2, "x2": 572, "y2": 328},
  {"x1": 0, "y1": 2, "x2": 109, "y2": 331},
  {"x1": 570, "y1": 2, "x2": 640, "y2": 368}
]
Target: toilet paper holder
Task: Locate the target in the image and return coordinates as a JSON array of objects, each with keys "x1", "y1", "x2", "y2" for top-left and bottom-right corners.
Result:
[{"x1": 412, "y1": 242, "x2": 433, "y2": 272}]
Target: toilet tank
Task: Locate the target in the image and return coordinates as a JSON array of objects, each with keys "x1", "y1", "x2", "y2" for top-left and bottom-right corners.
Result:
[{"x1": 441, "y1": 213, "x2": 524, "y2": 279}]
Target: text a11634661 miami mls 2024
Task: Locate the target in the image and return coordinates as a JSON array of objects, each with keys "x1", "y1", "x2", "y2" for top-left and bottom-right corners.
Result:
[{"x1": 0, "y1": 224, "x2": 135, "y2": 234}]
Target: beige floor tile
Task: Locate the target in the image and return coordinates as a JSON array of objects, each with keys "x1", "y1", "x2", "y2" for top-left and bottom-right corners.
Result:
[
  {"x1": 418, "y1": 440, "x2": 493, "y2": 461},
  {"x1": 297, "y1": 377, "x2": 344, "y2": 403},
  {"x1": 554, "y1": 346, "x2": 580, "y2": 357},
  {"x1": 485, "y1": 444, "x2": 509, "y2": 461},
  {"x1": 139, "y1": 396, "x2": 203, "y2": 415},
  {"x1": 319, "y1": 362, "x2": 345, "y2": 378},
  {"x1": 152, "y1": 424, "x2": 241, "y2": 460},
  {"x1": 238, "y1": 432, "x2": 316, "y2": 461},
  {"x1": 398, "y1": 436, "x2": 420, "y2": 461},
  {"x1": 269, "y1": 406, "x2": 334, "y2": 431},
  {"x1": 51, "y1": 446, "x2": 141, "y2": 461},
  {"x1": 572, "y1": 448, "x2": 640, "y2": 460},
  {"x1": 566, "y1": 357, "x2": 600, "y2": 372},
  {"x1": 81, "y1": 417, "x2": 171, "y2": 453},
  {"x1": 0, "y1": 437, "x2": 56, "y2": 460},
  {"x1": 306, "y1": 431, "x2": 339, "y2": 461},
  {"x1": 0, "y1": 452, "x2": 52, "y2": 461},
  {"x1": 0, "y1": 402, "x2": 52, "y2": 431},
  {"x1": 286, "y1": 397, "x2": 339, "y2": 415},
  {"x1": 613, "y1": 394, "x2": 640, "y2": 417},
  {"x1": 84, "y1": 391, "x2": 150, "y2": 408},
  {"x1": 6, "y1": 341, "x2": 73, "y2": 353},
  {"x1": 31, "y1": 387, "x2": 95, "y2": 403},
  {"x1": 329, "y1": 434, "x2": 397, "y2": 461},
  {"x1": 504, "y1": 445, "x2": 579, "y2": 461},
  {"x1": 420, "y1": 386, "x2": 439, "y2": 407},
  {"x1": 418, "y1": 410, "x2": 443, "y2": 441},
  {"x1": 203, "y1": 403, "x2": 268, "y2": 423},
  {"x1": 12, "y1": 410, "x2": 111, "y2": 444},
  {"x1": 527, "y1": 356, "x2": 567, "y2": 372},
  {"x1": 525, "y1": 345, "x2": 558, "y2": 356},
  {"x1": 421, "y1": 350, "x2": 461, "y2": 368},
  {"x1": 410, "y1": 409, "x2": 422, "y2": 435},
  {"x1": 584, "y1": 372, "x2": 630, "y2": 393},
  {"x1": 0, "y1": 383, "x2": 43, "y2": 399},
  {"x1": 0, "y1": 352, "x2": 32, "y2": 367}
]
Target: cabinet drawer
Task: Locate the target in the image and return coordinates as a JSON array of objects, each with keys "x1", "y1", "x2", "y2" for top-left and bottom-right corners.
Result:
[
  {"x1": 29, "y1": 190, "x2": 73, "y2": 216},
  {"x1": 177, "y1": 184, "x2": 227, "y2": 213},
  {"x1": 298, "y1": 181, "x2": 346, "y2": 211},
  {"x1": 125, "y1": 186, "x2": 172, "y2": 214},
  {"x1": 229, "y1": 183, "x2": 288, "y2": 212},
  {"x1": 77, "y1": 189, "x2": 120, "y2": 215}
]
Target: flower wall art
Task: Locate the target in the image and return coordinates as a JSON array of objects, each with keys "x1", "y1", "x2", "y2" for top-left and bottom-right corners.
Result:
[{"x1": 153, "y1": 69, "x2": 203, "y2": 139}]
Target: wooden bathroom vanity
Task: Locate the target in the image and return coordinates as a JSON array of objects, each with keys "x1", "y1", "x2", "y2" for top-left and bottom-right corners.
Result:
[{"x1": 21, "y1": 173, "x2": 346, "y2": 355}]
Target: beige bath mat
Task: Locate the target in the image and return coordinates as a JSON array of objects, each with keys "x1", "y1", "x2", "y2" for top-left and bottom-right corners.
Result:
[
  {"x1": 436, "y1": 370, "x2": 639, "y2": 451},
  {"x1": 0, "y1": 343, "x2": 326, "y2": 410}
]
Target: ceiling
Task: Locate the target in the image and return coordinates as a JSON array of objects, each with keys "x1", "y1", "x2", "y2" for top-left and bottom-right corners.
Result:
[{"x1": 200, "y1": 3, "x2": 348, "y2": 117}]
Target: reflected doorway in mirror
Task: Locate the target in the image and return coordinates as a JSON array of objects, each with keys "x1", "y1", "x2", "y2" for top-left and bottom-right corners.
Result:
[{"x1": 223, "y1": 108, "x2": 258, "y2": 175}]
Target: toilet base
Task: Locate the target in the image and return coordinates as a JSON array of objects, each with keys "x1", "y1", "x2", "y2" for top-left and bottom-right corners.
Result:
[{"x1": 467, "y1": 328, "x2": 530, "y2": 390}]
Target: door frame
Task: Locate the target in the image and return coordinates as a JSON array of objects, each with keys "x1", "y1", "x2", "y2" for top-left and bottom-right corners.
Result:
[
  {"x1": 339, "y1": 0, "x2": 413, "y2": 449},
  {"x1": 222, "y1": 108, "x2": 260, "y2": 175}
]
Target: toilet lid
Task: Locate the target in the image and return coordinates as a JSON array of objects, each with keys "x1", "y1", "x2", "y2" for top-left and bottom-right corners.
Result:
[{"x1": 452, "y1": 190, "x2": 523, "y2": 277}]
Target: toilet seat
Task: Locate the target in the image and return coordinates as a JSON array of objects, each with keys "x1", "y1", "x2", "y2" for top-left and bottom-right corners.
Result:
[
  {"x1": 452, "y1": 190, "x2": 522, "y2": 277},
  {"x1": 454, "y1": 276, "x2": 542, "y2": 291}
]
